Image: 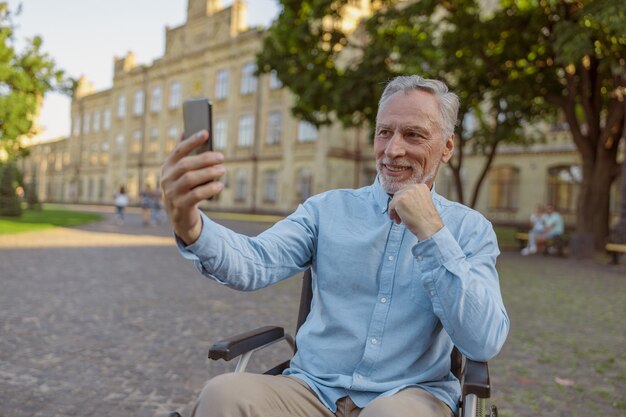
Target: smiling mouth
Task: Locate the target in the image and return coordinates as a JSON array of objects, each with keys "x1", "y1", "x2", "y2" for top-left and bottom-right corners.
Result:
[{"x1": 384, "y1": 164, "x2": 411, "y2": 173}]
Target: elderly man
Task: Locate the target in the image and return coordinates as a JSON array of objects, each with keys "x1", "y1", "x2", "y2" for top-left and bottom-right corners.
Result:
[{"x1": 160, "y1": 75, "x2": 509, "y2": 417}]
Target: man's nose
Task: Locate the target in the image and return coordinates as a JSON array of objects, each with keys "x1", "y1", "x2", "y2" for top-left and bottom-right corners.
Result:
[{"x1": 385, "y1": 132, "x2": 405, "y2": 158}]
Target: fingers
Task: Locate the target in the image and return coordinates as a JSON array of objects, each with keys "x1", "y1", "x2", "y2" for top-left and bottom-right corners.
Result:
[
  {"x1": 176, "y1": 180, "x2": 225, "y2": 207},
  {"x1": 167, "y1": 130, "x2": 209, "y2": 164},
  {"x1": 166, "y1": 152, "x2": 225, "y2": 185}
]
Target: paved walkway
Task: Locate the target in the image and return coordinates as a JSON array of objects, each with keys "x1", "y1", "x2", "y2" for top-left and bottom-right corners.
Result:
[
  {"x1": 0, "y1": 208, "x2": 299, "y2": 417},
  {"x1": 2, "y1": 207, "x2": 624, "y2": 417}
]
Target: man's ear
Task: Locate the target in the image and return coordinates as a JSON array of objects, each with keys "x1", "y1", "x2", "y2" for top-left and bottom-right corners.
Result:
[{"x1": 440, "y1": 134, "x2": 455, "y2": 163}]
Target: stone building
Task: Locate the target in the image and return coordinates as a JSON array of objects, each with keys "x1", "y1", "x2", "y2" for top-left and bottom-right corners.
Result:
[
  {"x1": 22, "y1": 0, "x2": 377, "y2": 214},
  {"x1": 20, "y1": 0, "x2": 622, "y2": 228}
]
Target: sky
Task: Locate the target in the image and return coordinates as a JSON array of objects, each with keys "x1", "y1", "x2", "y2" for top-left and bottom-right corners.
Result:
[{"x1": 7, "y1": 0, "x2": 280, "y2": 141}]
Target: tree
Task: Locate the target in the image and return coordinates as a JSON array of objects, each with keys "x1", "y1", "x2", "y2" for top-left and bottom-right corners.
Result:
[
  {"x1": 495, "y1": 0, "x2": 625, "y2": 250},
  {"x1": 0, "y1": 2, "x2": 69, "y2": 161},
  {"x1": 258, "y1": 0, "x2": 625, "y2": 250},
  {"x1": 0, "y1": 161, "x2": 22, "y2": 216},
  {"x1": 257, "y1": 0, "x2": 548, "y2": 208}
]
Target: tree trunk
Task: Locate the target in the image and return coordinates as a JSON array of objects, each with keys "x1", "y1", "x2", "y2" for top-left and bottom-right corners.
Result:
[{"x1": 575, "y1": 140, "x2": 619, "y2": 250}]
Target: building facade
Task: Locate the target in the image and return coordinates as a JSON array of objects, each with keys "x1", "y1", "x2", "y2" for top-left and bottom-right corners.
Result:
[
  {"x1": 22, "y1": 0, "x2": 377, "y2": 214},
  {"x1": 21, "y1": 0, "x2": 622, "y2": 227}
]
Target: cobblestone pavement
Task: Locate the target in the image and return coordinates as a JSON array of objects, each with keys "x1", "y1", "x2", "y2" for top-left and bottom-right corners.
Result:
[
  {"x1": 2, "y1": 207, "x2": 624, "y2": 417},
  {"x1": 0, "y1": 209, "x2": 300, "y2": 417}
]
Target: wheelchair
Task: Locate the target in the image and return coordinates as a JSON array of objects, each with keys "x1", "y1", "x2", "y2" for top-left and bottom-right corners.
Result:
[{"x1": 192, "y1": 269, "x2": 498, "y2": 417}]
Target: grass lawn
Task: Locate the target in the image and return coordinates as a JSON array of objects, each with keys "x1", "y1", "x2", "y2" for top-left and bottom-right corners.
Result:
[
  {"x1": 0, "y1": 206, "x2": 102, "y2": 235},
  {"x1": 491, "y1": 251, "x2": 626, "y2": 416}
]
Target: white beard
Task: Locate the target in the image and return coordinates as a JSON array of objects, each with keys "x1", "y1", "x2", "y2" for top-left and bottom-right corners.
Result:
[{"x1": 377, "y1": 158, "x2": 438, "y2": 194}]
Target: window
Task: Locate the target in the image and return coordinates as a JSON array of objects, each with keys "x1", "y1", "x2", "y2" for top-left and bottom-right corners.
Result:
[
  {"x1": 169, "y1": 81, "x2": 182, "y2": 109},
  {"x1": 72, "y1": 117, "x2": 81, "y2": 136},
  {"x1": 98, "y1": 177, "x2": 106, "y2": 200},
  {"x1": 297, "y1": 120, "x2": 317, "y2": 142},
  {"x1": 115, "y1": 134, "x2": 124, "y2": 153},
  {"x1": 151, "y1": 86, "x2": 162, "y2": 112},
  {"x1": 237, "y1": 115, "x2": 254, "y2": 147},
  {"x1": 150, "y1": 128, "x2": 159, "y2": 141},
  {"x1": 269, "y1": 70, "x2": 282, "y2": 90},
  {"x1": 92, "y1": 111, "x2": 100, "y2": 132},
  {"x1": 235, "y1": 169, "x2": 248, "y2": 202},
  {"x1": 296, "y1": 167, "x2": 313, "y2": 202},
  {"x1": 117, "y1": 95, "x2": 127, "y2": 118},
  {"x1": 83, "y1": 113, "x2": 90, "y2": 134},
  {"x1": 215, "y1": 69, "x2": 229, "y2": 99},
  {"x1": 214, "y1": 118, "x2": 227, "y2": 150},
  {"x1": 547, "y1": 165, "x2": 581, "y2": 215},
  {"x1": 131, "y1": 130, "x2": 142, "y2": 153},
  {"x1": 103, "y1": 109, "x2": 111, "y2": 131},
  {"x1": 167, "y1": 126, "x2": 179, "y2": 151},
  {"x1": 266, "y1": 111, "x2": 282, "y2": 145},
  {"x1": 240, "y1": 63, "x2": 257, "y2": 95},
  {"x1": 263, "y1": 170, "x2": 278, "y2": 203},
  {"x1": 133, "y1": 90, "x2": 145, "y2": 116},
  {"x1": 488, "y1": 166, "x2": 520, "y2": 211}
]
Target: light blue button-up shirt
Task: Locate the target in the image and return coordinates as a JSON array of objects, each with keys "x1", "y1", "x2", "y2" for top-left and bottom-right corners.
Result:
[{"x1": 178, "y1": 179, "x2": 509, "y2": 414}]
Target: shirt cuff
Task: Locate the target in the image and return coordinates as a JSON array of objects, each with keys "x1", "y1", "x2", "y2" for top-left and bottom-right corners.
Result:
[{"x1": 411, "y1": 226, "x2": 465, "y2": 271}]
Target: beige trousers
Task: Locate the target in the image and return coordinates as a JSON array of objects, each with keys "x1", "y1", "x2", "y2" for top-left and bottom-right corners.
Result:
[{"x1": 190, "y1": 372, "x2": 454, "y2": 417}]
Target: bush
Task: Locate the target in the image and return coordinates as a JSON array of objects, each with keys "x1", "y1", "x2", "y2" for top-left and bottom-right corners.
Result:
[{"x1": 0, "y1": 162, "x2": 22, "y2": 217}]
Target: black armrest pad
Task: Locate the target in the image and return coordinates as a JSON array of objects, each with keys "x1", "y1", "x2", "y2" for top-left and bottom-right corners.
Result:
[
  {"x1": 209, "y1": 326, "x2": 285, "y2": 361},
  {"x1": 462, "y1": 359, "x2": 490, "y2": 398}
]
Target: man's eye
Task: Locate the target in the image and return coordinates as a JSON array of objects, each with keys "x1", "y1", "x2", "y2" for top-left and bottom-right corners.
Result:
[
  {"x1": 377, "y1": 129, "x2": 391, "y2": 137},
  {"x1": 406, "y1": 132, "x2": 425, "y2": 141}
]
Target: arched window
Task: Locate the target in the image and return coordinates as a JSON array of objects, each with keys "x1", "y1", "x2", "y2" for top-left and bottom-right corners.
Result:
[
  {"x1": 488, "y1": 165, "x2": 520, "y2": 211},
  {"x1": 547, "y1": 165, "x2": 581, "y2": 215}
]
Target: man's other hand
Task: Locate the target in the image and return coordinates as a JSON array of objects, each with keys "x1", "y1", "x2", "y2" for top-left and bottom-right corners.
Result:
[{"x1": 388, "y1": 184, "x2": 444, "y2": 240}]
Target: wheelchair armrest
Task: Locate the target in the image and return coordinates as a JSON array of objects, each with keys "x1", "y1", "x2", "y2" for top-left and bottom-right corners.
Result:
[
  {"x1": 209, "y1": 325, "x2": 285, "y2": 361},
  {"x1": 462, "y1": 359, "x2": 490, "y2": 399}
]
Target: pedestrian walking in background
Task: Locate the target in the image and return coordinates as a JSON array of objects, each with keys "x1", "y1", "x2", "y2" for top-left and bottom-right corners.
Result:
[
  {"x1": 140, "y1": 184, "x2": 154, "y2": 226},
  {"x1": 113, "y1": 186, "x2": 129, "y2": 225}
]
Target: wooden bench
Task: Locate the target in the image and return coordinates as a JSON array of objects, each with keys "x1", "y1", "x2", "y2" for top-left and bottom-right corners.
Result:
[
  {"x1": 516, "y1": 232, "x2": 529, "y2": 249},
  {"x1": 516, "y1": 231, "x2": 568, "y2": 256},
  {"x1": 605, "y1": 243, "x2": 626, "y2": 265}
]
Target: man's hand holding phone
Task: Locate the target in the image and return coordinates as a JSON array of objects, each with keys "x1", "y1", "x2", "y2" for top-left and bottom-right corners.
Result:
[{"x1": 160, "y1": 98, "x2": 225, "y2": 245}]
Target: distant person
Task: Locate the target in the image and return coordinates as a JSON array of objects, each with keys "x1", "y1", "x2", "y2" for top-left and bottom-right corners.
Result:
[
  {"x1": 150, "y1": 187, "x2": 164, "y2": 226},
  {"x1": 160, "y1": 75, "x2": 509, "y2": 417},
  {"x1": 537, "y1": 204, "x2": 564, "y2": 252},
  {"x1": 521, "y1": 204, "x2": 547, "y2": 255},
  {"x1": 113, "y1": 186, "x2": 129, "y2": 225},
  {"x1": 522, "y1": 204, "x2": 564, "y2": 255},
  {"x1": 140, "y1": 184, "x2": 154, "y2": 226}
]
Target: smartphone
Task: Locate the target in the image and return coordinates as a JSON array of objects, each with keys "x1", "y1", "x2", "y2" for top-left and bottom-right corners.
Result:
[{"x1": 183, "y1": 98, "x2": 213, "y2": 154}]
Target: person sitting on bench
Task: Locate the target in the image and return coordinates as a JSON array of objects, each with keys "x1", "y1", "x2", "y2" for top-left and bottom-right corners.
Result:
[{"x1": 523, "y1": 204, "x2": 564, "y2": 255}]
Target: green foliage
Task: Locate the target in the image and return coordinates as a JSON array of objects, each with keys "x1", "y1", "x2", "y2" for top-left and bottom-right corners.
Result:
[
  {"x1": 25, "y1": 166, "x2": 41, "y2": 210},
  {"x1": 259, "y1": 0, "x2": 625, "y2": 241},
  {"x1": 0, "y1": 2, "x2": 71, "y2": 160},
  {"x1": 0, "y1": 161, "x2": 21, "y2": 216}
]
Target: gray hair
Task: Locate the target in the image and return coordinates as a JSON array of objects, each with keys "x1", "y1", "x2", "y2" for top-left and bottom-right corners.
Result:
[{"x1": 378, "y1": 75, "x2": 459, "y2": 141}]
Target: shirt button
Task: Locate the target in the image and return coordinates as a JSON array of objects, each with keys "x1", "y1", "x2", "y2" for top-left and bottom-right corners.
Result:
[
  {"x1": 371, "y1": 338, "x2": 378, "y2": 345},
  {"x1": 355, "y1": 373, "x2": 363, "y2": 380},
  {"x1": 380, "y1": 297, "x2": 387, "y2": 304},
  {"x1": 417, "y1": 255, "x2": 423, "y2": 261},
  {"x1": 388, "y1": 255, "x2": 394, "y2": 261}
]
